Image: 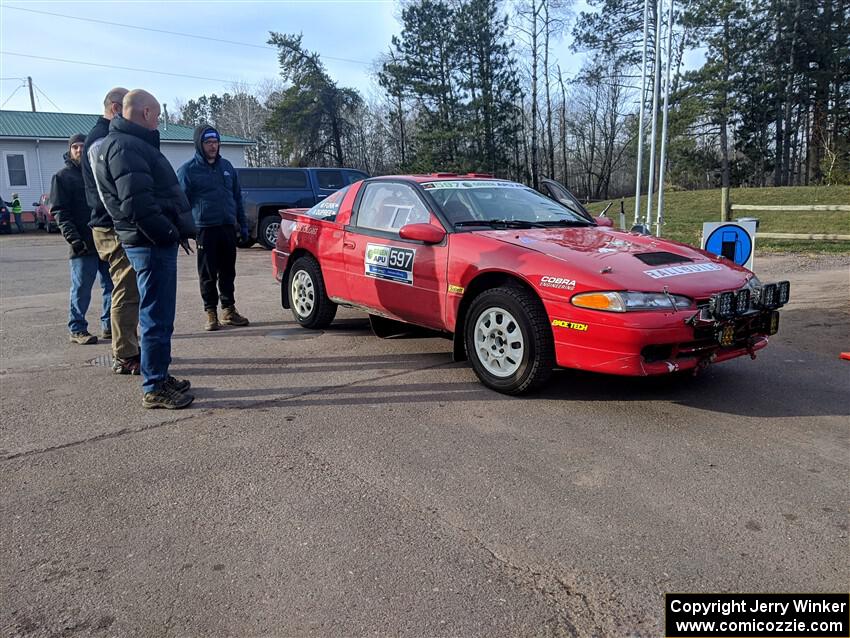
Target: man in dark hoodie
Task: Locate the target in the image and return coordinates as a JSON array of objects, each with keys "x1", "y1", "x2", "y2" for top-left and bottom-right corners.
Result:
[
  {"x1": 82, "y1": 86, "x2": 142, "y2": 374},
  {"x1": 95, "y1": 89, "x2": 195, "y2": 410},
  {"x1": 50, "y1": 134, "x2": 114, "y2": 345},
  {"x1": 177, "y1": 125, "x2": 250, "y2": 331}
]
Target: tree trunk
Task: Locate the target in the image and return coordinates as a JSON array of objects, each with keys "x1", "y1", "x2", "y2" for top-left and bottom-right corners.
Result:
[
  {"x1": 782, "y1": 0, "x2": 802, "y2": 185},
  {"x1": 530, "y1": 0, "x2": 540, "y2": 190}
]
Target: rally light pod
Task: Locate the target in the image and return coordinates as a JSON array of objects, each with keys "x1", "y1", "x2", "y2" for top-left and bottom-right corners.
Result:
[
  {"x1": 777, "y1": 281, "x2": 790, "y2": 306},
  {"x1": 734, "y1": 289, "x2": 751, "y2": 315},
  {"x1": 711, "y1": 291, "x2": 735, "y2": 320},
  {"x1": 760, "y1": 283, "x2": 778, "y2": 309}
]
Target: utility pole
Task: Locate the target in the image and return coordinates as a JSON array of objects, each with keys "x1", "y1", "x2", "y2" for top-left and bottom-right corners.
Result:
[{"x1": 27, "y1": 76, "x2": 36, "y2": 112}]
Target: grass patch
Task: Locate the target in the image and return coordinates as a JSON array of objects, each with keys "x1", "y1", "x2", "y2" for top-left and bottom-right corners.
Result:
[{"x1": 585, "y1": 185, "x2": 850, "y2": 253}]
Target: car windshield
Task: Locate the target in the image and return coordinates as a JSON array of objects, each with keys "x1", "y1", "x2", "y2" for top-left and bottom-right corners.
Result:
[
  {"x1": 422, "y1": 180, "x2": 592, "y2": 228},
  {"x1": 304, "y1": 186, "x2": 350, "y2": 221}
]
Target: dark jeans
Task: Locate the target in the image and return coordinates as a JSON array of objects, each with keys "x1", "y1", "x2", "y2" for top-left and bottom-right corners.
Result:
[
  {"x1": 68, "y1": 255, "x2": 113, "y2": 334},
  {"x1": 197, "y1": 225, "x2": 237, "y2": 311},
  {"x1": 13, "y1": 213, "x2": 25, "y2": 233},
  {"x1": 124, "y1": 243, "x2": 178, "y2": 394}
]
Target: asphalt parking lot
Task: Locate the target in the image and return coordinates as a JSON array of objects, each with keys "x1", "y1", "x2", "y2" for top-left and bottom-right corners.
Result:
[{"x1": 1, "y1": 233, "x2": 848, "y2": 637}]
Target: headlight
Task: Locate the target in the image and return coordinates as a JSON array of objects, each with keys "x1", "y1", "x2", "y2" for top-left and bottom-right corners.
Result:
[{"x1": 571, "y1": 291, "x2": 693, "y2": 312}]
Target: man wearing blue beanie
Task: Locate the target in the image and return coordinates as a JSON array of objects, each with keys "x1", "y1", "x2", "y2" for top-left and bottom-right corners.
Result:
[{"x1": 178, "y1": 125, "x2": 250, "y2": 331}]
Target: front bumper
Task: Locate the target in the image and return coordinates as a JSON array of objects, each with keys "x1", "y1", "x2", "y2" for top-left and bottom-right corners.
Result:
[{"x1": 546, "y1": 301, "x2": 776, "y2": 376}]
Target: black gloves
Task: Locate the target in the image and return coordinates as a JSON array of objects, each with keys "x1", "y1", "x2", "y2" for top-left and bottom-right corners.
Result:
[{"x1": 71, "y1": 239, "x2": 88, "y2": 256}]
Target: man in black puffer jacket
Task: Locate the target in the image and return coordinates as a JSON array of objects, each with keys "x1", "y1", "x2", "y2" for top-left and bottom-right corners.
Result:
[
  {"x1": 178, "y1": 125, "x2": 250, "y2": 331},
  {"x1": 83, "y1": 87, "x2": 142, "y2": 375},
  {"x1": 50, "y1": 134, "x2": 114, "y2": 345},
  {"x1": 95, "y1": 89, "x2": 195, "y2": 410}
]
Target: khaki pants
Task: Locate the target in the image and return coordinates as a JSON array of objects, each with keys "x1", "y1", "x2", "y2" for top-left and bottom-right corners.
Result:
[{"x1": 91, "y1": 227, "x2": 139, "y2": 360}]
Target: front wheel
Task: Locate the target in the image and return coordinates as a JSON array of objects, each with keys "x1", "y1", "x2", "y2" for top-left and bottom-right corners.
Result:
[
  {"x1": 258, "y1": 215, "x2": 281, "y2": 250},
  {"x1": 464, "y1": 286, "x2": 554, "y2": 394},
  {"x1": 287, "y1": 255, "x2": 337, "y2": 328}
]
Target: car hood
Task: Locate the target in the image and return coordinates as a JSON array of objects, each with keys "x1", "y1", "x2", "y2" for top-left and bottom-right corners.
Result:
[{"x1": 479, "y1": 226, "x2": 753, "y2": 296}]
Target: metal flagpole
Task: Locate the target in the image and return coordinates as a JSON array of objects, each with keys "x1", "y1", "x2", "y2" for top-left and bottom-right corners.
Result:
[
  {"x1": 655, "y1": 0, "x2": 675, "y2": 236},
  {"x1": 644, "y1": 0, "x2": 663, "y2": 230},
  {"x1": 633, "y1": 0, "x2": 651, "y2": 226}
]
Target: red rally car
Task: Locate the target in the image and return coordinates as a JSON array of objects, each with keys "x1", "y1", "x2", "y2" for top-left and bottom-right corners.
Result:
[{"x1": 272, "y1": 174, "x2": 790, "y2": 394}]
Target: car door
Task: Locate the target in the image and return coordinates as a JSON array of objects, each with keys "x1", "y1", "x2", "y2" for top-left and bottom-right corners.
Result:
[{"x1": 342, "y1": 181, "x2": 449, "y2": 330}]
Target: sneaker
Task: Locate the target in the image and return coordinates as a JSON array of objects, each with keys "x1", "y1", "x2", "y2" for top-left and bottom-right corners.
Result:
[
  {"x1": 163, "y1": 375, "x2": 191, "y2": 393},
  {"x1": 101, "y1": 328, "x2": 112, "y2": 340},
  {"x1": 205, "y1": 309, "x2": 220, "y2": 331},
  {"x1": 142, "y1": 385, "x2": 194, "y2": 410},
  {"x1": 221, "y1": 305, "x2": 249, "y2": 326},
  {"x1": 70, "y1": 331, "x2": 97, "y2": 345},
  {"x1": 112, "y1": 355, "x2": 141, "y2": 375}
]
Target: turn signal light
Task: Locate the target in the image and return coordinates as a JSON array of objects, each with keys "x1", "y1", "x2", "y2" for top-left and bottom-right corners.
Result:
[{"x1": 571, "y1": 293, "x2": 617, "y2": 310}]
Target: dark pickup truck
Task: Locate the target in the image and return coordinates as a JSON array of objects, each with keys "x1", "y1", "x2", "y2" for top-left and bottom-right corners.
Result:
[{"x1": 237, "y1": 167, "x2": 369, "y2": 249}]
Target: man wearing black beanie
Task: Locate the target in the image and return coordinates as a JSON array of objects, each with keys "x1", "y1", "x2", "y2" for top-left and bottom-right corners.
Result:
[{"x1": 50, "y1": 133, "x2": 114, "y2": 344}]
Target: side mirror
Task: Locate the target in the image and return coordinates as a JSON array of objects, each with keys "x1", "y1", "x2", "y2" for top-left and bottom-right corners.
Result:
[
  {"x1": 32, "y1": 202, "x2": 40, "y2": 207},
  {"x1": 595, "y1": 215, "x2": 614, "y2": 227},
  {"x1": 399, "y1": 223, "x2": 446, "y2": 244}
]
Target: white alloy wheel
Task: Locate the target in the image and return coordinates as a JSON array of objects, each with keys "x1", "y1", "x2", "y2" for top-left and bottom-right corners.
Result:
[
  {"x1": 291, "y1": 269, "x2": 315, "y2": 319},
  {"x1": 473, "y1": 306, "x2": 525, "y2": 378}
]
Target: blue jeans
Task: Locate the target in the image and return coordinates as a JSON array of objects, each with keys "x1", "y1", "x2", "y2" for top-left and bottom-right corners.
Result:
[
  {"x1": 124, "y1": 243, "x2": 178, "y2": 394},
  {"x1": 69, "y1": 255, "x2": 113, "y2": 334}
]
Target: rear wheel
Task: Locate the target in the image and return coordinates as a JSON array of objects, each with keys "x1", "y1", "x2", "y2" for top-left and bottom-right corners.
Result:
[
  {"x1": 287, "y1": 255, "x2": 337, "y2": 328},
  {"x1": 258, "y1": 215, "x2": 281, "y2": 250},
  {"x1": 464, "y1": 286, "x2": 554, "y2": 394}
]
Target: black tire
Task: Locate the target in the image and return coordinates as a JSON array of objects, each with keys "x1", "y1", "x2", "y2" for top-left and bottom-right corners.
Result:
[
  {"x1": 464, "y1": 286, "x2": 554, "y2": 395},
  {"x1": 287, "y1": 255, "x2": 337, "y2": 328},
  {"x1": 258, "y1": 215, "x2": 280, "y2": 250}
]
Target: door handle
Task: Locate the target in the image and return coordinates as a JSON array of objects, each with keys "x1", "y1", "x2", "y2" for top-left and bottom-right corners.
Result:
[{"x1": 343, "y1": 240, "x2": 356, "y2": 249}]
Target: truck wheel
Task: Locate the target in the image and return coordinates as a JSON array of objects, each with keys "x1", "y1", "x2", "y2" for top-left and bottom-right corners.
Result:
[
  {"x1": 288, "y1": 255, "x2": 337, "y2": 328},
  {"x1": 258, "y1": 215, "x2": 280, "y2": 250},
  {"x1": 464, "y1": 286, "x2": 554, "y2": 394}
]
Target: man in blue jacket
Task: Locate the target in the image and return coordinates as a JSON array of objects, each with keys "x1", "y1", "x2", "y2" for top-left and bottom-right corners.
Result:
[{"x1": 177, "y1": 126, "x2": 250, "y2": 331}]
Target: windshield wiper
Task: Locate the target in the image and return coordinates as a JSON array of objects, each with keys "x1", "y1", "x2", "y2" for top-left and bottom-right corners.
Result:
[
  {"x1": 538, "y1": 219, "x2": 593, "y2": 227},
  {"x1": 454, "y1": 219, "x2": 548, "y2": 229}
]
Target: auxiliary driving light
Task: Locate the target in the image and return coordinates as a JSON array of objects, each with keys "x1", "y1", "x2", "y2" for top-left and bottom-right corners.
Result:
[
  {"x1": 760, "y1": 283, "x2": 778, "y2": 309},
  {"x1": 777, "y1": 281, "x2": 790, "y2": 306},
  {"x1": 734, "y1": 289, "x2": 751, "y2": 315},
  {"x1": 767, "y1": 311, "x2": 780, "y2": 335},
  {"x1": 717, "y1": 324, "x2": 735, "y2": 346},
  {"x1": 711, "y1": 291, "x2": 735, "y2": 319}
]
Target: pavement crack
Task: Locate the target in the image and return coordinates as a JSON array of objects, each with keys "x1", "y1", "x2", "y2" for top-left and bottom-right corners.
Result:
[{"x1": 2, "y1": 412, "x2": 206, "y2": 462}]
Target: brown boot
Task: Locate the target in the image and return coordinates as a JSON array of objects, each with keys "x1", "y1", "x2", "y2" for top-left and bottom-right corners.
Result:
[
  {"x1": 221, "y1": 306, "x2": 249, "y2": 326},
  {"x1": 205, "y1": 309, "x2": 220, "y2": 331}
]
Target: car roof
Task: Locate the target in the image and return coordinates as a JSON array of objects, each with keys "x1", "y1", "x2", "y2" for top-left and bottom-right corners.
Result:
[{"x1": 372, "y1": 173, "x2": 509, "y2": 184}]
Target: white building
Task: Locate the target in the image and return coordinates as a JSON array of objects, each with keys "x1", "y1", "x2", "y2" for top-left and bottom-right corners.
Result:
[{"x1": 0, "y1": 110, "x2": 253, "y2": 211}]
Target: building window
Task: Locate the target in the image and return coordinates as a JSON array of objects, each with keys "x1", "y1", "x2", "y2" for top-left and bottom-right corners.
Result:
[{"x1": 4, "y1": 153, "x2": 28, "y2": 187}]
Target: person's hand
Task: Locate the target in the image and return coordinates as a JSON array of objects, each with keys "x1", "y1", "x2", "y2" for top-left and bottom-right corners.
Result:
[
  {"x1": 179, "y1": 238, "x2": 194, "y2": 255},
  {"x1": 71, "y1": 239, "x2": 87, "y2": 256},
  {"x1": 239, "y1": 225, "x2": 249, "y2": 243}
]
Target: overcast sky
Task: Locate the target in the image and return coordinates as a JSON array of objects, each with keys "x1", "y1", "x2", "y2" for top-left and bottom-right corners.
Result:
[{"x1": 0, "y1": 0, "x2": 598, "y2": 116}]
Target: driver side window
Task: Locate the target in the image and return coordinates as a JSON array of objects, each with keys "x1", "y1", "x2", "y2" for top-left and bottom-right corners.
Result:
[{"x1": 356, "y1": 183, "x2": 430, "y2": 232}]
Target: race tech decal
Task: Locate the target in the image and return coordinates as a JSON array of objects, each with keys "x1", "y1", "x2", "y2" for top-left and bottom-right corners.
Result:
[
  {"x1": 365, "y1": 243, "x2": 415, "y2": 285},
  {"x1": 552, "y1": 319, "x2": 588, "y2": 332},
  {"x1": 644, "y1": 263, "x2": 723, "y2": 279},
  {"x1": 540, "y1": 276, "x2": 576, "y2": 290},
  {"x1": 294, "y1": 222, "x2": 318, "y2": 235},
  {"x1": 447, "y1": 284, "x2": 465, "y2": 294}
]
